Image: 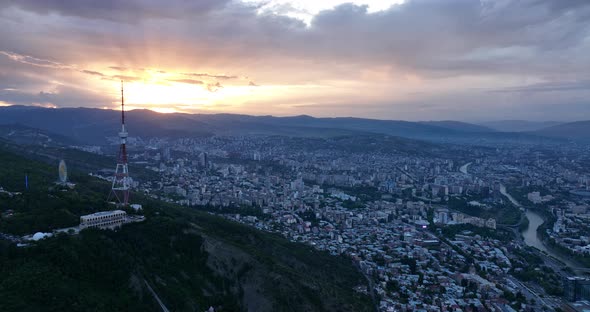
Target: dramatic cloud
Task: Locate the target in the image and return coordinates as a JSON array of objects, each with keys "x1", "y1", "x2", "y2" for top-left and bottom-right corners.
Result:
[
  {"x1": 0, "y1": 0, "x2": 589, "y2": 121},
  {"x1": 491, "y1": 80, "x2": 590, "y2": 93},
  {"x1": 81, "y1": 70, "x2": 106, "y2": 77},
  {"x1": 0, "y1": 0, "x2": 232, "y2": 22},
  {"x1": 206, "y1": 82, "x2": 223, "y2": 92},
  {"x1": 0, "y1": 50, "x2": 73, "y2": 70},
  {"x1": 169, "y1": 79, "x2": 204, "y2": 85},
  {"x1": 0, "y1": 84, "x2": 111, "y2": 108},
  {"x1": 184, "y1": 73, "x2": 239, "y2": 80}
]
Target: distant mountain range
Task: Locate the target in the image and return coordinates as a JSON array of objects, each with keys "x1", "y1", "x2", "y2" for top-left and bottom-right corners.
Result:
[
  {"x1": 0, "y1": 124, "x2": 77, "y2": 146},
  {"x1": 479, "y1": 119, "x2": 590, "y2": 141},
  {"x1": 533, "y1": 121, "x2": 590, "y2": 140},
  {"x1": 419, "y1": 121, "x2": 494, "y2": 133},
  {"x1": 0, "y1": 105, "x2": 215, "y2": 145},
  {"x1": 480, "y1": 120, "x2": 562, "y2": 132},
  {"x1": 0, "y1": 105, "x2": 585, "y2": 144}
]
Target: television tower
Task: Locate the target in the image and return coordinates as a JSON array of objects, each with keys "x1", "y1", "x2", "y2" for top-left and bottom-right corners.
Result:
[{"x1": 108, "y1": 80, "x2": 130, "y2": 206}]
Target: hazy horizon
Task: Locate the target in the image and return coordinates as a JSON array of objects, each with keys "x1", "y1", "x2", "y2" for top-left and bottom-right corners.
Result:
[
  {"x1": 0, "y1": 103, "x2": 579, "y2": 125},
  {"x1": 1, "y1": 0, "x2": 589, "y2": 121}
]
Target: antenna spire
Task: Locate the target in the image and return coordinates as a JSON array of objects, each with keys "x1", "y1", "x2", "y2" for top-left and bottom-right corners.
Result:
[
  {"x1": 109, "y1": 81, "x2": 130, "y2": 206},
  {"x1": 121, "y1": 80, "x2": 125, "y2": 125}
]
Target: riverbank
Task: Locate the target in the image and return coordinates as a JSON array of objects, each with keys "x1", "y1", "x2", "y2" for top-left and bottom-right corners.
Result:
[{"x1": 521, "y1": 209, "x2": 582, "y2": 272}]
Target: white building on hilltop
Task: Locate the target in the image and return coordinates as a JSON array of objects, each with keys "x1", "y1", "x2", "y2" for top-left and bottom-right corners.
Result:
[{"x1": 80, "y1": 210, "x2": 127, "y2": 230}]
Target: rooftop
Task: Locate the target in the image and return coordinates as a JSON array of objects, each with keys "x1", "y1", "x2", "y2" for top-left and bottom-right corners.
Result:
[{"x1": 82, "y1": 210, "x2": 126, "y2": 218}]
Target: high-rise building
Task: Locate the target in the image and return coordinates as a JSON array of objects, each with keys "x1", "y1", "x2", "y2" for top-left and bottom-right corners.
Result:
[
  {"x1": 162, "y1": 147, "x2": 171, "y2": 161},
  {"x1": 565, "y1": 277, "x2": 590, "y2": 302},
  {"x1": 436, "y1": 209, "x2": 449, "y2": 225},
  {"x1": 199, "y1": 152, "x2": 208, "y2": 168}
]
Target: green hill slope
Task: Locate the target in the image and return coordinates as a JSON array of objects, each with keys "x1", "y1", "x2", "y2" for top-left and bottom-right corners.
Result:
[{"x1": 0, "y1": 146, "x2": 372, "y2": 312}]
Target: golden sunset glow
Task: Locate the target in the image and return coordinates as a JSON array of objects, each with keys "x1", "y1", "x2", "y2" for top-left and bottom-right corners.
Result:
[
  {"x1": 98, "y1": 72, "x2": 353, "y2": 114},
  {"x1": 125, "y1": 82, "x2": 208, "y2": 106},
  {"x1": 1, "y1": 0, "x2": 588, "y2": 120},
  {"x1": 112, "y1": 80, "x2": 255, "y2": 112}
]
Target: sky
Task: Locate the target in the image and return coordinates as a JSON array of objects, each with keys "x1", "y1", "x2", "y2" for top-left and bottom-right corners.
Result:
[{"x1": 0, "y1": 0, "x2": 589, "y2": 121}]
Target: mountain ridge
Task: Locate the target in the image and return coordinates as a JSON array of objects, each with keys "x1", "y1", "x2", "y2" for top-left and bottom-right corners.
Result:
[
  {"x1": 0, "y1": 105, "x2": 575, "y2": 144},
  {"x1": 480, "y1": 120, "x2": 563, "y2": 132},
  {"x1": 533, "y1": 120, "x2": 590, "y2": 141}
]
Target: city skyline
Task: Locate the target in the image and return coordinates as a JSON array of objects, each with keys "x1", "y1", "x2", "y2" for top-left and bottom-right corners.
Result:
[{"x1": 1, "y1": 0, "x2": 589, "y2": 121}]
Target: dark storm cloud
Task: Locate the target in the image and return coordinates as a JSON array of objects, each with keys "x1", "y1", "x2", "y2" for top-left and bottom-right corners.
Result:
[
  {"x1": 300, "y1": 0, "x2": 590, "y2": 75},
  {"x1": 531, "y1": 0, "x2": 590, "y2": 11},
  {"x1": 4, "y1": 0, "x2": 588, "y2": 78},
  {"x1": 0, "y1": 0, "x2": 232, "y2": 22},
  {"x1": 3, "y1": 0, "x2": 590, "y2": 70}
]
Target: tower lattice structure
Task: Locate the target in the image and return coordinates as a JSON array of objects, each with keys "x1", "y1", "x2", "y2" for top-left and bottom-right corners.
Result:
[{"x1": 108, "y1": 81, "x2": 130, "y2": 205}]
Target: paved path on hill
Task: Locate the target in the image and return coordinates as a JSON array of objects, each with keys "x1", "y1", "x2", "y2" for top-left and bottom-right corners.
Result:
[{"x1": 144, "y1": 279, "x2": 170, "y2": 312}]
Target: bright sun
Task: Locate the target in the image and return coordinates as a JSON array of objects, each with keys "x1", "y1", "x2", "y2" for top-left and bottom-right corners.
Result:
[
  {"x1": 125, "y1": 82, "x2": 208, "y2": 106},
  {"x1": 116, "y1": 79, "x2": 260, "y2": 113}
]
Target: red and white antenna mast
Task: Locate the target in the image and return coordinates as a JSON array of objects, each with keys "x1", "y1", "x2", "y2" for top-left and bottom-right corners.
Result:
[{"x1": 108, "y1": 80, "x2": 130, "y2": 205}]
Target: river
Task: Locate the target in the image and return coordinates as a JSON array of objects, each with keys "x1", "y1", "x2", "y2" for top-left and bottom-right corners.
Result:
[
  {"x1": 522, "y1": 210, "x2": 548, "y2": 253},
  {"x1": 522, "y1": 210, "x2": 579, "y2": 269},
  {"x1": 459, "y1": 161, "x2": 579, "y2": 270},
  {"x1": 499, "y1": 184, "x2": 521, "y2": 207}
]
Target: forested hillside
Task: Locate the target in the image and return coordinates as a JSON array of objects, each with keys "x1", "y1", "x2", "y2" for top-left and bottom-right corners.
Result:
[{"x1": 0, "y1": 145, "x2": 372, "y2": 312}]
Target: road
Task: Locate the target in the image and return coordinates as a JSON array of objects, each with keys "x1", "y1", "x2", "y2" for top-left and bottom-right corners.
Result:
[
  {"x1": 354, "y1": 262, "x2": 379, "y2": 312},
  {"x1": 459, "y1": 162, "x2": 471, "y2": 175},
  {"x1": 506, "y1": 275, "x2": 548, "y2": 308},
  {"x1": 144, "y1": 279, "x2": 170, "y2": 312}
]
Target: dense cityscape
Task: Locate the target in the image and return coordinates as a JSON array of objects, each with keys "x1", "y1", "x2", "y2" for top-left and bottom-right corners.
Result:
[
  {"x1": 76, "y1": 133, "x2": 589, "y2": 311},
  {"x1": 2, "y1": 108, "x2": 590, "y2": 311}
]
